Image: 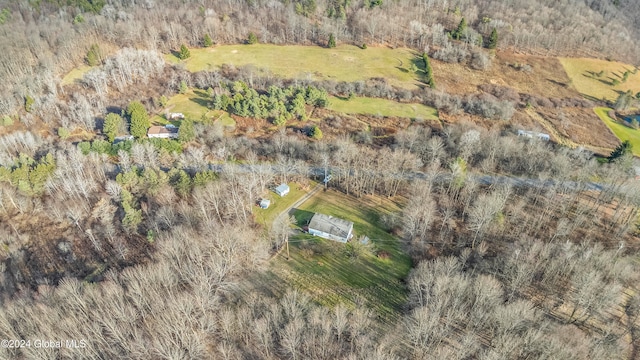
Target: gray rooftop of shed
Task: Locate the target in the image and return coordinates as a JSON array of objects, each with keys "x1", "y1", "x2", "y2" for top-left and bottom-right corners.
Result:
[{"x1": 308, "y1": 213, "x2": 353, "y2": 239}]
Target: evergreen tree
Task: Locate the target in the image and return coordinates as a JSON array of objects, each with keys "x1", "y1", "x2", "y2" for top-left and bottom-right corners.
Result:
[
  {"x1": 178, "y1": 119, "x2": 195, "y2": 143},
  {"x1": 178, "y1": 44, "x2": 191, "y2": 60},
  {"x1": 608, "y1": 140, "x2": 632, "y2": 163},
  {"x1": 488, "y1": 28, "x2": 498, "y2": 49},
  {"x1": 179, "y1": 80, "x2": 188, "y2": 94},
  {"x1": 423, "y1": 53, "x2": 435, "y2": 88},
  {"x1": 328, "y1": 33, "x2": 336, "y2": 48},
  {"x1": 310, "y1": 125, "x2": 323, "y2": 139},
  {"x1": 86, "y1": 44, "x2": 101, "y2": 66},
  {"x1": 103, "y1": 113, "x2": 123, "y2": 142},
  {"x1": 247, "y1": 32, "x2": 258, "y2": 44},
  {"x1": 127, "y1": 101, "x2": 150, "y2": 139},
  {"x1": 24, "y1": 95, "x2": 34, "y2": 113},
  {"x1": 203, "y1": 34, "x2": 213, "y2": 47},
  {"x1": 452, "y1": 17, "x2": 467, "y2": 40}
]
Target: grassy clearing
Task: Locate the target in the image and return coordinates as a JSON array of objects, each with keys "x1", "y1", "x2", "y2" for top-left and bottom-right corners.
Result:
[
  {"x1": 267, "y1": 189, "x2": 411, "y2": 321},
  {"x1": 594, "y1": 107, "x2": 640, "y2": 155},
  {"x1": 559, "y1": 57, "x2": 640, "y2": 101},
  {"x1": 166, "y1": 44, "x2": 422, "y2": 89},
  {"x1": 150, "y1": 90, "x2": 235, "y2": 127},
  {"x1": 254, "y1": 182, "x2": 311, "y2": 227},
  {"x1": 328, "y1": 96, "x2": 438, "y2": 120},
  {"x1": 61, "y1": 65, "x2": 93, "y2": 86}
]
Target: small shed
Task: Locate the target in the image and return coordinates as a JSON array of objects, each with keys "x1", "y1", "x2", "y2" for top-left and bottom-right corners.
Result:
[
  {"x1": 308, "y1": 213, "x2": 354, "y2": 243},
  {"x1": 259, "y1": 199, "x2": 271, "y2": 209},
  {"x1": 167, "y1": 112, "x2": 185, "y2": 120},
  {"x1": 275, "y1": 183, "x2": 290, "y2": 197}
]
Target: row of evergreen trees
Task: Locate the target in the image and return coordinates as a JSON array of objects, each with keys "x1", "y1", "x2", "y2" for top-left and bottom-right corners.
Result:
[{"x1": 211, "y1": 82, "x2": 329, "y2": 125}]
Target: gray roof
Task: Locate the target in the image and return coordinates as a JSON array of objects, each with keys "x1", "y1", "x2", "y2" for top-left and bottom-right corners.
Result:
[
  {"x1": 308, "y1": 213, "x2": 353, "y2": 239},
  {"x1": 275, "y1": 183, "x2": 290, "y2": 193}
]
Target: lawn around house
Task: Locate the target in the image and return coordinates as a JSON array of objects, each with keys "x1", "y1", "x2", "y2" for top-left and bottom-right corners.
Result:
[
  {"x1": 328, "y1": 96, "x2": 439, "y2": 120},
  {"x1": 559, "y1": 57, "x2": 640, "y2": 102},
  {"x1": 254, "y1": 182, "x2": 312, "y2": 227},
  {"x1": 167, "y1": 44, "x2": 422, "y2": 89},
  {"x1": 594, "y1": 107, "x2": 640, "y2": 155},
  {"x1": 267, "y1": 188, "x2": 412, "y2": 321},
  {"x1": 150, "y1": 90, "x2": 235, "y2": 127}
]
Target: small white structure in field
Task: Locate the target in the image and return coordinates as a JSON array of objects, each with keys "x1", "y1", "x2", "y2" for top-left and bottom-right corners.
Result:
[
  {"x1": 518, "y1": 130, "x2": 550, "y2": 141},
  {"x1": 259, "y1": 199, "x2": 271, "y2": 209},
  {"x1": 148, "y1": 125, "x2": 179, "y2": 139},
  {"x1": 275, "y1": 183, "x2": 290, "y2": 197},
  {"x1": 308, "y1": 213, "x2": 354, "y2": 243},
  {"x1": 167, "y1": 113, "x2": 185, "y2": 120}
]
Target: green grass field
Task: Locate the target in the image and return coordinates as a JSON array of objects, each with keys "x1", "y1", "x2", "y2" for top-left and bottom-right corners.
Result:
[
  {"x1": 254, "y1": 182, "x2": 311, "y2": 227},
  {"x1": 150, "y1": 90, "x2": 235, "y2": 127},
  {"x1": 266, "y1": 189, "x2": 411, "y2": 321},
  {"x1": 167, "y1": 44, "x2": 422, "y2": 89},
  {"x1": 61, "y1": 65, "x2": 93, "y2": 86},
  {"x1": 328, "y1": 96, "x2": 438, "y2": 120},
  {"x1": 594, "y1": 107, "x2": 640, "y2": 155},
  {"x1": 559, "y1": 57, "x2": 640, "y2": 102}
]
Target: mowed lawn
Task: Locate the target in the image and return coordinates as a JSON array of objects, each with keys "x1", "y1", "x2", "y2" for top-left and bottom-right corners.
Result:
[
  {"x1": 267, "y1": 189, "x2": 412, "y2": 321},
  {"x1": 254, "y1": 182, "x2": 312, "y2": 228},
  {"x1": 167, "y1": 44, "x2": 422, "y2": 89},
  {"x1": 594, "y1": 107, "x2": 640, "y2": 155},
  {"x1": 328, "y1": 96, "x2": 438, "y2": 120},
  {"x1": 150, "y1": 90, "x2": 235, "y2": 126},
  {"x1": 560, "y1": 57, "x2": 640, "y2": 101}
]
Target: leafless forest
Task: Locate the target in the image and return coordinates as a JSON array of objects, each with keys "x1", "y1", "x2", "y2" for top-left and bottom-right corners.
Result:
[{"x1": 0, "y1": 0, "x2": 639, "y2": 359}]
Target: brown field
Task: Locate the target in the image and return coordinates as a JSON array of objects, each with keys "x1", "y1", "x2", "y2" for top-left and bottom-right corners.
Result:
[{"x1": 434, "y1": 51, "x2": 578, "y2": 99}]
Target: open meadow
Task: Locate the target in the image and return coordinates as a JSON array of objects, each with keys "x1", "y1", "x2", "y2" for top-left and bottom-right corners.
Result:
[
  {"x1": 594, "y1": 107, "x2": 640, "y2": 155},
  {"x1": 167, "y1": 44, "x2": 422, "y2": 89},
  {"x1": 328, "y1": 96, "x2": 439, "y2": 121},
  {"x1": 560, "y1": 57, "x2": 640, "y2": 102}
]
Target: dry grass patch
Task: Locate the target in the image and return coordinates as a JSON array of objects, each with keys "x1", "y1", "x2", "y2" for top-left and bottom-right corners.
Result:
[{"x1": 559, "y1": 57, "x2": 640, "y2": 101}]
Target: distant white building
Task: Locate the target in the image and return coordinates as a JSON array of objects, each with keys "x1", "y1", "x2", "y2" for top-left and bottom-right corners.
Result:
[
  {"x1": 167, "y1": 112, "x2": 185, "y2": 120},
  {"x1": 148, "y1": 125, "x2": 179, "y2": 139},
  {"x1": 259, "y1": 199, "x2": 271, "y2": 209},
  {"x1": 518, "y1": 129, "x2": 550, "y2": 141},
  {"x1": 275, "y1": 183, "x2": 290, "y2": 197}
]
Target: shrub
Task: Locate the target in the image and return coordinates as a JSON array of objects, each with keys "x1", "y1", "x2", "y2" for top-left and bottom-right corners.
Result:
[
  {"x1": 57, "y1": 127, "x2": 70, "y2": 139},
  {"x1": 328, "y1": 33, "x2": 336, "y2": 48},
  {"x1": 247, "y1": 32, "x2": 258, "y2": 45},
  {"x1": 361, "y1": 43, "x2": 367, "y2": 49},
  {"x1": 178, "y1": 44, "x2": 190, "y2": 60},
  {"x1": 310, "y1": 125, "x2": 323, "y2": 139},
  {"x1": 1, "y1": 115, "x2": 13, "y2": 126},
  {"x1": 203, "y1": 34, "x2": 213, "y2": 47},
  {"x1": 470, "y1": 50, "x2": 491, "y2": 70},
  {"x1": 24, "y1": 95, "x2": 34, "y2": 113}
]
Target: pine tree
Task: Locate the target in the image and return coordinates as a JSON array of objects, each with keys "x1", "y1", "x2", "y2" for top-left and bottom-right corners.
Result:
[
  {"x1": 488, "y1": 28, "x2": 498, "y2": 49},
  {"x1": 86, "y1": 44, "x2": 102, "y2": 66},
  {"x1": 178, "y1": 44, "x2": 190, "y2": 60},
  {"x1": 24, "y1": 95, "x2": 34, "y2": 113},
  {"x1": 103, "y1": 113, "x2": 123, "y2": 142},
  {"x1": 127, "y1": 101, "x2": 150, "y2": 139},
  {"x1": 247, "y1": 32, "x2": 258, "y2": 44},
  {"x1": 452, "y1": 17, "x2": 467, "y2": 40},
  {"x1": 203, "y1": 34, "x2": 213, "y2": 47},
  {"x1": 423, "y1": 53, "x2": 435, "y2": 88},
  {"x1": 328, "y1": 33, "x2": 336, "y2": 48},
  {"x1": 608, "y1": 140, "x2": 632, "y2": 162},
  {"x1": 178, "y1": 119, "x2": 195, "y2": 143}
]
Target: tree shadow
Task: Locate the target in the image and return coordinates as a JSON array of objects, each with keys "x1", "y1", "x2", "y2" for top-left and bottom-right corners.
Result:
[
  {"x1": 189, "y1": 96, "x2": 211, "y2": 109},
  {"x1": 290, "y1": 208, "x2": 315, "y2": 227},
  {"x1": 547, "y1": 78, "x2": 568, "y2": 87}
]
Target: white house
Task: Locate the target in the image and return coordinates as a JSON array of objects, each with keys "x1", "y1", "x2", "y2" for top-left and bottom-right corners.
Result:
[
  {"x1": 275, "y1": 183, "x2": 290, "y2": 197},
  {"x1": 148, "y1": 125, "x2": 179, "y2": 139},
  {"x1": 308, "y1": 213, "x2": 354, "y2": 243},
  {"x1": 517, "y1": 129, "x2": 550, "y2": 141}
]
